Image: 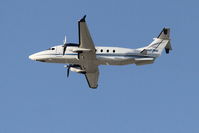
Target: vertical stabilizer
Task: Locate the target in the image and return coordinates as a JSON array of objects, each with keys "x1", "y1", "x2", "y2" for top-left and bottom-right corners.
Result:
[{"x1": 145, "y1": 28, "x2": 172, "y2": 56}]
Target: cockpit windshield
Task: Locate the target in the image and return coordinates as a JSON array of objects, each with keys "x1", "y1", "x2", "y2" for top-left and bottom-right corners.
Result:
[{"x1": 47, "y1": 47, "x2": 55, "y2": 50}]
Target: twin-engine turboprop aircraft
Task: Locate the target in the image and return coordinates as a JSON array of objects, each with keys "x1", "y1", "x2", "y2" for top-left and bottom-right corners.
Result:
[{"x1": 29, "y1": 15, "x2": 172, "y2": 89}]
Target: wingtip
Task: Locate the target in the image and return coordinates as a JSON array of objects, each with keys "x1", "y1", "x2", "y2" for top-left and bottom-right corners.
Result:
[
  {"x1": 90, "y1": 85, "x2": 98, "y2": 89},
  {"x1": 80, "y1": 15, "x2": 87, "y2": 22}
]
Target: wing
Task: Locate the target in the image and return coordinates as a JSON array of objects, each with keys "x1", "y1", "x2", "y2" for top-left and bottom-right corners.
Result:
[
  {"x1": 80, "y1": 60, "x2": 99, "y2": 89},
  {"x1": 78, "y1": 15, "x2": 99, "y2": 88},
  {"x1": 78, "y1": 15, "x2": 95, "y2": 50},
  {"x1": 84, "y1": 68, "x2": 99, "y2": 89}
]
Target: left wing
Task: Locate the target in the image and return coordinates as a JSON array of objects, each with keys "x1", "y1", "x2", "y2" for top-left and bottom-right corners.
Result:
[{"x1": 78, "y1": 15, "x2": 99, "y2": 88}]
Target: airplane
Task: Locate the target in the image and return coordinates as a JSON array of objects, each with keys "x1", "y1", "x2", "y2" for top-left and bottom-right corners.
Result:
[{"x1": 29, "y1": 15, "x2": 172, "y2": 89}]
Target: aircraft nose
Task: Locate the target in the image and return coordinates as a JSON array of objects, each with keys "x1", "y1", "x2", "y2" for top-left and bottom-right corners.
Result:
[{"x1": 29, "y1": 54, "x2": 36, "y2": 60}]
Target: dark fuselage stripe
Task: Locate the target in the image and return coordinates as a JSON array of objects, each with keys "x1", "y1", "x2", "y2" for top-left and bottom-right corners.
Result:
[{"x1": 44, "y1": 53, "x2": 154, "y2": 58}]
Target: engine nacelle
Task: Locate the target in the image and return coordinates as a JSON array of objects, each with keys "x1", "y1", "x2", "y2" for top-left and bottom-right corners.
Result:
[{"x1": 70, "y1": 67, "x2": 86, "y2": 74}]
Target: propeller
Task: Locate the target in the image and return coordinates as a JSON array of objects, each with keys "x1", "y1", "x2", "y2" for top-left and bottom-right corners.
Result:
[
  {"x1": 62, "y1": 36, "x2": 67, "y2": 55},
  {"x1": 67, "y1": 65, "x2": 70, "y2": 77},
  {"x1": 64, "y1": 65, "x2": 73, "y2": 78},
  {"x1": 64, "y1": 65, "x2": 71, "y2": 78},
  {"x1": 64, "y1": 64, "x2": 80, "y2": 78}
]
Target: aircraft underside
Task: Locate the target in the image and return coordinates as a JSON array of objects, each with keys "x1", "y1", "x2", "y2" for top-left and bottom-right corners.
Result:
[{"x1": 41, "y1": 55, "x2": 154, "y2": 66}]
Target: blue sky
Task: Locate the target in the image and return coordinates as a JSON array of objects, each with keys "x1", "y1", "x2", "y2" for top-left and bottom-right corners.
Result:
[{"x1": 0, "y1": 0, "x2": 199, "y2": 132}]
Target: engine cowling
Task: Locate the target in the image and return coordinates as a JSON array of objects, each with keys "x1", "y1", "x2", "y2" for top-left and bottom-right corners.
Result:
[{"x1": 70, "y1": 67, "x2": 86, "y2": 74}]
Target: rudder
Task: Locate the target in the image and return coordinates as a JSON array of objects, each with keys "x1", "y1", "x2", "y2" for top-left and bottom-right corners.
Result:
[{"x1": 158, "y1": 28, "x2": 172, "y2": 54}]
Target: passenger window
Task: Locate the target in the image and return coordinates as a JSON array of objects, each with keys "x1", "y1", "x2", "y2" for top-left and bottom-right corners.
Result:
[
  {"x1": 113, "y1": 50, "x2": 115, "y2": 53},
  {"x1": 107, "y1": 49, "x2": 109, "y2": 53},
  {"x1": 101, "y1": 49, "x2": 103, "y2": 52}
]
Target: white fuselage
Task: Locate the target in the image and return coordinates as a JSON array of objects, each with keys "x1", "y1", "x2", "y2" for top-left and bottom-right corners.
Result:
[
  {"x1": 29, "y1": 45, "x2": 157, "y2": 66},
  {"x1": 28, "y1": 23, "x2": 171, "y2": 89}
]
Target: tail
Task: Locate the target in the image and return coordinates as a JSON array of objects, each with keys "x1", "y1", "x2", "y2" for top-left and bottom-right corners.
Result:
[{"x1": 143, "y1": 28, "x2": 172, "y2": 57}]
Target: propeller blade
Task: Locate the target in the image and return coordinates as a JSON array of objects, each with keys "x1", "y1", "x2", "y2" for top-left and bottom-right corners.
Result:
[
  {"x1": 66, "y1": 65, "x2": 70, "y2": 78},
  {"x1": 64, "y1": 36, "x2": 67, "y2": 44},
  {"x1": 67, "y1": 67, "x2": 70, "y2": 77},
  {"x1": 63, "y1": 44, "x2": 67, "y2": 55},
  {"x1": 62, "y1": 36, "x2": 67, "y2": 55}
]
